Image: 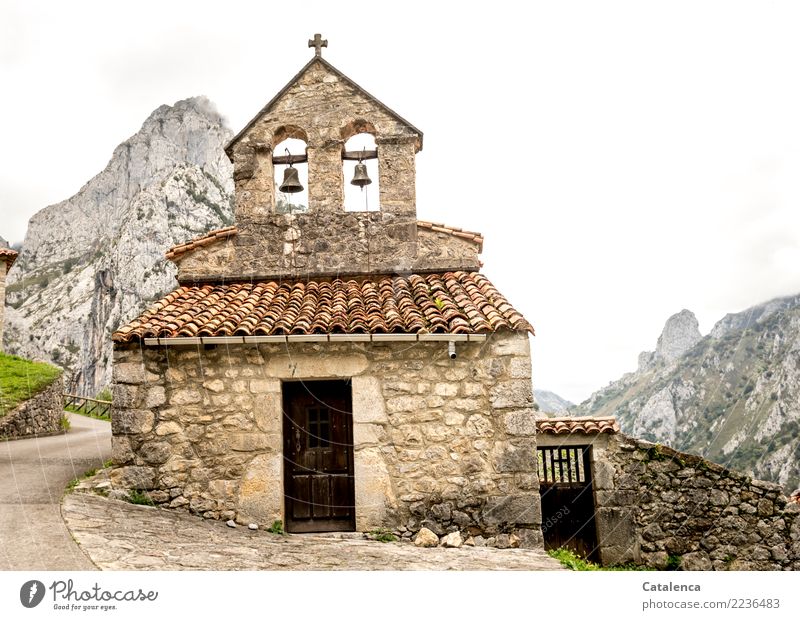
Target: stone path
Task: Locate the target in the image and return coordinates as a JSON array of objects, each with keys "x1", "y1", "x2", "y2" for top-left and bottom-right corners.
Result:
[
  {"x1": 0, "y1": 414, "x2": 111, "y2": 570},
  {"x1": 63, "y1": 493, "x2": 563, "y2": 570}
]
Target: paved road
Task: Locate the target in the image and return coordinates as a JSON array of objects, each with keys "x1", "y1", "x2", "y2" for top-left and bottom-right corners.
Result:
[
  {"x1": 63, "y1": 493, "x2": 563, "y2": 570},
  {"x1": 0, "y1": 413, "x2": 111, "y2": 570}
]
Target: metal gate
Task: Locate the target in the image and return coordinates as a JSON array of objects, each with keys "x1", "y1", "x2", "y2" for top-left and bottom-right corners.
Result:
[{"x1": 537, "y1": 445, "x2": 599, "y2": 561}]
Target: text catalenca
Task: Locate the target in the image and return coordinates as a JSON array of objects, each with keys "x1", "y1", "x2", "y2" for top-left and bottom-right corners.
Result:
[{"x1": 642, "y1": 582, "x2": 700, "y2": 592}]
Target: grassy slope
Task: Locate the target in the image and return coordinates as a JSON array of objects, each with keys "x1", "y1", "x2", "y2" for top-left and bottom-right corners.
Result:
[{"x1": 0, "y1": 352, "x2": 62, "y2": 416}]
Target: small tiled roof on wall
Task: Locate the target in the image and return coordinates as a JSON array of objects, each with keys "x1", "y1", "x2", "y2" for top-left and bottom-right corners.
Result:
[
  {"x1": 164, "y1": 221, "x2": 484, "y2": 262},
  {"x1": 536, "y1": 417, "x2": 620, "y2": 435},
  {"x1": 113, "y1": 271, "x2": 533, "y2": 342},
  {"x1": 0, "y1": 247, "x2": 18, "y2": 269},
  {"x1": 165, "y1": 226, "x2": 237, "y2": 261}
]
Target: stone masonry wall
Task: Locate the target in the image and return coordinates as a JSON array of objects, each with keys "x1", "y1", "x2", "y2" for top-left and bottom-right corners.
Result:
[
  {"x1": 111, "y1": 331, "x2": 542, "y2": 544},
  {"x1": 174, "y1": 222, "x2": 482, "y2": 283},
  {"x1": 599, "y1": 434, "x2": 800, "y2": 570},
  {"x1": 0, "y1": 375, "x2": 64, "y2": 439}
]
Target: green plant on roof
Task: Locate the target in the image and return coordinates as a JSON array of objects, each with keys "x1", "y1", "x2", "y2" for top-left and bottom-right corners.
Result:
[{"x1": 433, "y1": 297, "x2": 445, "y2": 310}]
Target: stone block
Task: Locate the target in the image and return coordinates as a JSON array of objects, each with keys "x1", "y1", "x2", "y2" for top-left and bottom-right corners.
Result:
[
  {"x1": 489, "y1": 334, "x2": 530, "y2": 357},
  {"x1": 489, "y1": 380, "x2": 533, "y2": 409},
  {"x1": 482, "y1": 494, "x2": 541, "y2": 527},
  {"x1": 144, "y1": 386, "x2": 166, "y2": 408},
  {"x1": 112, "y1": 384, "x2": 139, "y2": 408},
  {"x1": 112, "y1": 409, "x2": 154, "y2": 435},
  {"x1": 253, "y1": 393, "x2": 281, "y2": 433},
  {"x1": 434, "y1": 382, "x2": 458, "y2": 397},
  {"x1": 508, "y1": 357, "x2": 532, "y2": 379},
  {"x1": 139, "y1": 441, "x2": 172, "y2": 465},
  {"x1": 265, "y1": 353, "x2": 368, "y2": 378},
  {"x1": 491, "y1": 441, "x2": 536, "y2": 473},
  {"x1": 155, "y1": 421, "x2": 183, "y2": 436},
  {"x1": 681, "y1": 551, "x2": 712, "y2": 571},
  {"x1": 596, "y1": 507, "x2": 636, "y2": 550},
  {"x1": 502, "y1": 410, "x2": 536, "y2": 436},
  {"x1": 229, "y1": 433, "x2": 273, "y2": 452},
  {"x1": 203, "y1": 379, "x2": 225, "y2": 393},
  {"x1": 111, "y1": 436, "x2": 135, "y2": 465},
  {"x1": 110, "y1": 466, "x2": 157, "y2": 490},
  {"x1": 171, "y1": 389, "x2": 203, "y2": 405},
  {"x1": 236, "y1": 454, "x2": 282, "y2": 525},
  {"x1": 113, "y1": 362, "x2": 148, "y2": 385}
]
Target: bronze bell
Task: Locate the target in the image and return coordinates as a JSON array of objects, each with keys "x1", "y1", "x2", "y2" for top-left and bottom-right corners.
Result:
[
  {"x1": 279, "y1": 165, "x2": 303, "y2": 193},
  {"x1": 351, "y1": 163, "x2": 372, "y2": 188}
]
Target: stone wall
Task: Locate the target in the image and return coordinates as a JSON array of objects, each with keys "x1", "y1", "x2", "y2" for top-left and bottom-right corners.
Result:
[
  {"x1": 111, "y1": 331, "x2": 541, "y2": 544},
  {"x1": 174, "y1": 222, "x2": 482, "y2": 283},
  {"x1": 597, "y1": 434, "x2": 800, "y2": 570},
  {"x1": 0, "y1": 375, "x2": 64, "y2": 439}
]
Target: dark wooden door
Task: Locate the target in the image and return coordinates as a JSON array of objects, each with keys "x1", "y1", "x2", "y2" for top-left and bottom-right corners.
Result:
[
  {"x1": 282, "y1": 380, "x2": 355, "y2": 533},
  {"x1": 537, "y1": 445, "x2": 599, "y2": 561}
]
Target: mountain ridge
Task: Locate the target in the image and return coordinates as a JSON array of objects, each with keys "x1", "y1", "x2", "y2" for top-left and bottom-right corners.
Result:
[{"x1": 571, "y1": 295, "x2": 800, "y2": 491}]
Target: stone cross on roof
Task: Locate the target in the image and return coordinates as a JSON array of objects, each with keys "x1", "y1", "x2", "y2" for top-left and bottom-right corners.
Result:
[{"x1": 308, "y1": 33, "x2": 327, "y2": 57}]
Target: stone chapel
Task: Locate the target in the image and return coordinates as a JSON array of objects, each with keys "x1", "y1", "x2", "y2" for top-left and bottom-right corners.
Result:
[{"x1": 111, "y1": 36, "x2": 541, "y2": 544}]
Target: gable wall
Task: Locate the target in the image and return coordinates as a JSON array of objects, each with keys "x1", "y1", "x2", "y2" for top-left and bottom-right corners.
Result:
[{"x1": 110, "y1": 332, "x2": 541, "y2": 544}]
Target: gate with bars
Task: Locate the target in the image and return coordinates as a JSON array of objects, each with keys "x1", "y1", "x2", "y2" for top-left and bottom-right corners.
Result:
[{"x1": 537, "y1": 444, "x2": 599, "y2": 561}]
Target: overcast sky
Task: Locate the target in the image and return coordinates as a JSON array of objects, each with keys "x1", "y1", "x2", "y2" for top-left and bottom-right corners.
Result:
[{"x1": 2, "y1": 1, "x2": 800, "y2": 403}]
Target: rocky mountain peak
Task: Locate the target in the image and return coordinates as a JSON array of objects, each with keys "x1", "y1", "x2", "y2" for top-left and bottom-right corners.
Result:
[
  {"x1": 4, "y1": 97, "x2": 234, "y2": 395},
  {"x1": 655, "y1": 309, "x2": 701, "y2": 363}
]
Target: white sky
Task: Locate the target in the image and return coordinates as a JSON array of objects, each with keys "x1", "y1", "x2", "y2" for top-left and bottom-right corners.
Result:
[{"x1": 2, "y1": 1, "x2": 800, "y2": 403}]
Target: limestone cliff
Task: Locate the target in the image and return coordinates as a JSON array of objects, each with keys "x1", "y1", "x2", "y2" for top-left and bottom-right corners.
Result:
[
  {"x1": 4, "y1": 97, "x2": 233, "y2": 395},
  {"x1": 572, "y1": 298, "x2": 800, "y2": 491}
]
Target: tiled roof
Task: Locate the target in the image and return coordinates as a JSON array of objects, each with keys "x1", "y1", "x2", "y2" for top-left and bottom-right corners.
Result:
[
  {"x1": 0, "y1": 247, "x2": 18, "y2": 267},
  {"x1": 536, "y1": 417, "x2": 620, "y2": 435},
  {"x1": 165, "y1": 226, "x2": 237, "y2": 261},
  {"x1": 113, "y1": 271, "x2": 532, "y2": 343},
  {"x1": 164, "y1": 220, "x2": 483, "y2": 262}
]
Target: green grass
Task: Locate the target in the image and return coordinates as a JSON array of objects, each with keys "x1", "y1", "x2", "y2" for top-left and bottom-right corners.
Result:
[
  {"x1": 0, "y1": 352, "x2": 62, "y2": 415},
  {"x1": 370, "y1": 528, "x2": 398, "y2": 543},
  {"x1": 126, "y1": 490, "x2": 155, "y2": 506},
  {"x1": 267, "y1": 520, "x2": 285, "y2": 535},
  {"x1": 548, "y1": 548, "x2": 653, "y2": 571}
]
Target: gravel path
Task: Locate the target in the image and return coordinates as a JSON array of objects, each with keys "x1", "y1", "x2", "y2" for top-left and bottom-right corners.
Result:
[{"x1": 63, "y1": 493, "x2": 563, "y2": 571}]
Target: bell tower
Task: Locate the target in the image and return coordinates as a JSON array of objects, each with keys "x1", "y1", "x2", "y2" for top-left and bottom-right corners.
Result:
[
  {"x1": 220, "y1": 35, "x2": 421, "y2": 277},
  {"x1": 171, "y1": 36, "x2": 483, "y2": 283}
]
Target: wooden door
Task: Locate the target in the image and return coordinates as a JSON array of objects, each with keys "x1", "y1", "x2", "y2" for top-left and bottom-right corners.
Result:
[
  {"x1": 282, "y1": 380, "x2": 355, "y2": 533},
  {"x1": 537, "y1": 445, "x2": 599, "y2": 561}
]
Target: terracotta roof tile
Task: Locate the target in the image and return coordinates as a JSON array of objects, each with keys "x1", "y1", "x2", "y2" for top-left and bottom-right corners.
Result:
[
  {"x1": 165, "y1": 220, "x2": 484, "y2": 262},
  {"x1": 536, "y1": 417, "x2": 620, "y2": 435},
  {"x1": 113, "y1": 271, "x2": 533, "y2": 342},
  {"x1": 165, "y1": 226, "x2": 237, "y2": 261}
]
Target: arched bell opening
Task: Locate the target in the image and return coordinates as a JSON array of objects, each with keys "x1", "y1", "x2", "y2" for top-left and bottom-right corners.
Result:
[
  {"x1": 273, "y1": 136, "x2": 309, "y2": 213},
  {"x1": 343, "y1": 132, "x2": 380, "y2": 212}
]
